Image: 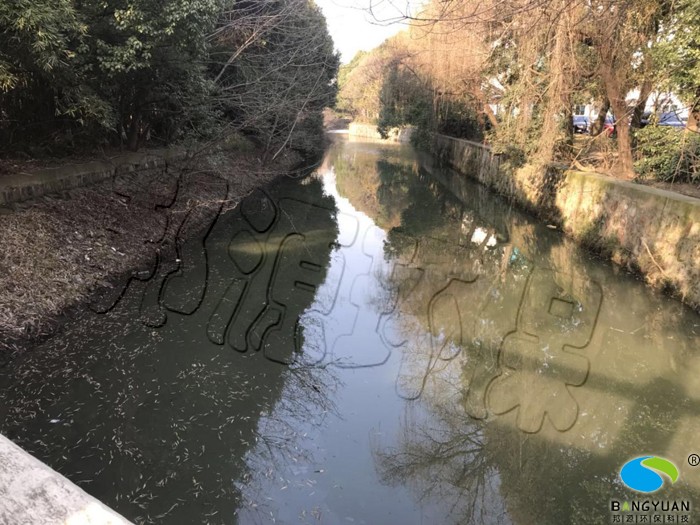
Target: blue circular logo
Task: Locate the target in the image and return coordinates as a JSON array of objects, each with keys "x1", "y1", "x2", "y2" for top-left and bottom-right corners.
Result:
[{"x1": 620, "y1": 456, "x2": 679, "y2": 493}]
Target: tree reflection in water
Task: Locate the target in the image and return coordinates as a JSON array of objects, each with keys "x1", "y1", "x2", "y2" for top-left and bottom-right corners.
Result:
[
  {"x1": 330, "y1": 138, "x2": 700, "y2": 524},
  {"x1": 0, "y1": 174, "x2": 344, "y2": 525},
  {"x1": 235, "y1": 357, "x2": 342, "y2": 524},
  {"x1": 372, "y1": 397, "x2": 510, "y2": 524}
]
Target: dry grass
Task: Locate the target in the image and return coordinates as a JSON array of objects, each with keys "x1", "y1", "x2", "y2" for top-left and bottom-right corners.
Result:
[
  {"x1": 570, "y1": 134, "x2": 620, "y2": 174},
  {"x1": 0, "y1": 147, "x2": 301, "y2": 356}
]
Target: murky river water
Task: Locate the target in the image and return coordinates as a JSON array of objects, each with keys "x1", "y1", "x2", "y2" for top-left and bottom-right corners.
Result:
[{"x1": 2, "y1": 135, "x2": 700, "y2": 524}]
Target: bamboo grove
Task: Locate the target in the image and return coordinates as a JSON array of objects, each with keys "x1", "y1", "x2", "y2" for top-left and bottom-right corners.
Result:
[{"x1": 0, "y1": 0, "x2": 339, "y2": 158}]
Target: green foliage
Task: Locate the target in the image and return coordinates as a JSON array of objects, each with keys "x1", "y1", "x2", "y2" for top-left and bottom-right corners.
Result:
[
  {"x1": 0, "y1": 0, "x2": 112, "y2": 150},
  {"x1": 377, "y1": 63, "x2": 431, "y2": 138},
  {"x1": 288, "y1": 112, "x2": 328, "y2": 157},
  {"x1": 435, "y1": 99, "x2": 484, "y2": 141},
  {"x1": 485, "y1": 121, "x2": 527, "y2": 170},
  {"x1": 634, "y1": 126, "x2": 700, "y2": 183},
  {"x1": 488, "y1": 138, "x2": 527, "y2": 172},
  {"x1": 0, "y1": 0, "x2": 84, "y2": 90},
  {"x1": 0, "y1": 0, "x2": 338, "y2": 156},
  {"x1": 337, "y1": 51, "x2": 368, "y2": 106},
  {"x1": 336, "y1": 47, "x2": 390, "y2": 123},
  {"x1": 75, "y1": 0, "x2": 222, "y2": 148},
  {"x1": 653, "y1": 0, "x2": 700, "y2": 102}
]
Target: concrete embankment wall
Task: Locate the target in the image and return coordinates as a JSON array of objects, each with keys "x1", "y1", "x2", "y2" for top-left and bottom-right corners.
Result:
[
  {"x1": 433, "y1": 134, "x2": 700, "y2": 309},
  {"x1": 348, "y1": 122, "x2": 414, "y2": 143},
  {"x1": 0, "y1": 435, "x2": 132, "y2": 524},
  {"x1": 0, "y1": 149, "x2": 185, "y2": 207}
]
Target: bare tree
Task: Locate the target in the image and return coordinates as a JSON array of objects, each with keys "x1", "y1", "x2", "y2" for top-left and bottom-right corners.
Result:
[{"x1": 198, "y1": 0, "x2": 339, "y2": 159}]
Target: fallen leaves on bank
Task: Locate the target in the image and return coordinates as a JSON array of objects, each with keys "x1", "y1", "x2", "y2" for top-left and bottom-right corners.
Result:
[{"x1": 0, "y1": 147, "x2": 301, "y2": 358}]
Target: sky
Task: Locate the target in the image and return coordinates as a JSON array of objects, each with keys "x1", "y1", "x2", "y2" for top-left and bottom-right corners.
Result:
[{"x1": 315, "y1": 0, "x2": 412, "y2": 63}]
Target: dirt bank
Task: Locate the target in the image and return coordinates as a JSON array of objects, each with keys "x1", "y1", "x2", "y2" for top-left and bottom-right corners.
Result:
[{"x1": 0, "y1": 147, "x2": 304, "y2": 360}]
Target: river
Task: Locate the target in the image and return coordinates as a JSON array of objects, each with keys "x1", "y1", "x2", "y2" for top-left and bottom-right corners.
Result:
[{"x1": 1, "y1": 134, "x2": 700, "y2": 524}]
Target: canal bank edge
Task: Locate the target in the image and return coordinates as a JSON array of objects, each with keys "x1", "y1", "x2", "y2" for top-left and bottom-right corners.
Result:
[
  {"x1": 432, "y1": 133, "x2": 700, "y2": 311},
  {"x1": 0, "y1": 146, "x2": 304, "y2": 358},
  {"x1": 0, "y1": 149, "x2": 186, "y2": 208},
  {"x1": 0, "y1": 146, "x2": 304, "y2": 522},
  {"x1": 0, "y1": 434, "x2": 133, "y2": 524},
  {"x1": 348, "y1": 122, "x2": 415, "y2": 143}
]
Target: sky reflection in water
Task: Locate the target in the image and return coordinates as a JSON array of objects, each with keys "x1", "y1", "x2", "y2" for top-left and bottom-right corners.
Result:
[{"x1": 1, "y1": 136, "x2": 700, "y2": 524}]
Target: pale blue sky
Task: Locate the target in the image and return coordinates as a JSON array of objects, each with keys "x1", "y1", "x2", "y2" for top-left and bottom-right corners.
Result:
[{"x1": 315, "y1": 0, "x2": 410, "y2": 63}]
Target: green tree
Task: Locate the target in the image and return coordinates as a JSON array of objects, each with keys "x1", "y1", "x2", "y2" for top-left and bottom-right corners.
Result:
[
  {"x1": 654, "y1": 0, "x2": 700, "y2": 130},
  {"x1": 0, "y1": 0, "x2": 110, "y2": 150},
  {"x1": 78, "y1": 0, "x2": 222, "y2": 149}
]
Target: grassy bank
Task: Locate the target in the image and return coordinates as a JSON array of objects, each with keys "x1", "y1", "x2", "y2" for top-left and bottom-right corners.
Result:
[{"x1": 0, "y1": 146, "x2": 305, "y2": 361}]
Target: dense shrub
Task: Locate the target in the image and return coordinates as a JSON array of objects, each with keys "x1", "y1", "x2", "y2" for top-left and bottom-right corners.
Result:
[
  {"x1": 634, "y1": 126, "x2": 700, "y2": 183},
  {"x1": 0, "y1": 0, "x2": 338, "y2": 156}
]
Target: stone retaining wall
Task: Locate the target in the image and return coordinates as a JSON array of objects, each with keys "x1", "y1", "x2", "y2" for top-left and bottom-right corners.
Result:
[
  {"x1": 0, "y1": 149, "x2": 185, "y2": 207},
  {"x1": 432, "y1": 134, "x2": 700, "y2": 309},
  {"x1": 348, "y1": 122, "x2": 414, "y2": 143}
]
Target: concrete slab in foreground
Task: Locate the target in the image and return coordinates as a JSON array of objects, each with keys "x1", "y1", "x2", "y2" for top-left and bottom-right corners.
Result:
[{"x1": 0, "y1": 435, "x2": 132, "y2": 525}]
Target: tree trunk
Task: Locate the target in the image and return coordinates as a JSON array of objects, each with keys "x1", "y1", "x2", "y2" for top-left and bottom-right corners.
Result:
[
  {"x1": 688, "y1": 87, "x2": 700, "y2": 132},
  {"x1": 591, "y1": 98, "x2": 610, "y2": 136},
  {"x1": 127, "y1": 113, "x2": 141, "y2": 152},
  {"x1": 482, "y1": 100, "x2": 499, "y2": 130},
  {"x1": 609, "y1": 96, "x2": 635, "y2": 179},
  {"x1": 137, "y1": 123, "x2": 150, "y2": 150},
  {"x1": 601, "y1": 64, "x2": 635, "y2": 179},
  {"x1": 466, "y1": 82, "x2": 498, "y2": 129},
  {"x1": 536, "y1": 9, "x2": 572, "y2": 164},
  {"x1": 614, "y1": 116, "x2": 634, "y2": 178},
  {"x1": 514, "y1": 93, "x2": 532, "y2": 144},
  {"x1": 563, "y1": 105, "x2": 574, "y2": 147},
  {"x1": 631, "y1": 78, "x2": 652, "y2": 129}
]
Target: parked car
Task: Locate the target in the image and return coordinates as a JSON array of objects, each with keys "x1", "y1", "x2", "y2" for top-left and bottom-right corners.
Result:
[
  {"x1": 640, "y1": 110, "x2": 686, "y2": 128},
  {"x1": 573, "y1": 115, "x2": 589, "y2": 133},
  {"x1": 603, "y1": 114, "x2": 616, "y2": 137},
  {"x1": 584, "y1": 113, "x2": 615, "y2": 136},
  {"x1": 658, "y1": 111, "x2": 686, "y2": 128}
]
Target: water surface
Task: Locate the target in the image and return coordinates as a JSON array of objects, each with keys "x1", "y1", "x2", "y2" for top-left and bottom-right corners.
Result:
[{"x1": 2, "y1": 135, "x2": 700, "y2": 524}]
